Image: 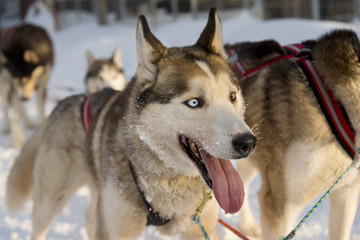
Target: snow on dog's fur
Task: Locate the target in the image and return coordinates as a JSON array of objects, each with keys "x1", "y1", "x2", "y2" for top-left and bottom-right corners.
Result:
[
  {"x1": 86, "y1": 8, "x2": 256, "y2": 239},
  {"x1": 6, "y1": 8, "x2": 256, "y2": 240}
]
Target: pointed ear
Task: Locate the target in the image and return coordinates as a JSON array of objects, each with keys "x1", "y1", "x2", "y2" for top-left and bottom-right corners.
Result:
[
  {"x1": 24, "y1": 50, "x2": 40, "y2": 64},
  {"x1": 112, "y1": 47, "x2": 123, "y2": 68},
  {"x1": 136, "y1": 15, "x2": 165, "y2": 86},
  {"x1": 86, "y1": 50, "x2": 95, "y2": 65},
  {"x1": 196, "y1": 8, "x2": 227, "y2": 59}
]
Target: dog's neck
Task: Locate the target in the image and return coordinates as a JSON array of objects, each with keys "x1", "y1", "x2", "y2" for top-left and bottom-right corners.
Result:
[{"x1": 129, "y1": 152, "x2": 205, "y2": 219}]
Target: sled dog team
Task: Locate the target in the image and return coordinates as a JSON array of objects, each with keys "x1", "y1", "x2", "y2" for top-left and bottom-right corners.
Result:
[{"x1": 3, "y1": 7, "x2": 360, "y2": 240}]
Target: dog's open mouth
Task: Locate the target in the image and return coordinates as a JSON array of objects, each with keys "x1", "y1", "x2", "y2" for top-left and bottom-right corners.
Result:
[{"x1": 179, "y1": 135, "x2": 244, "y2": 214}]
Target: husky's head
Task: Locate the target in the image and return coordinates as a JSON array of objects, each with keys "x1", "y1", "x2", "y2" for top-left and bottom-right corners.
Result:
[
  {"x1": 134, "y1": 8, "x2": 257, "y2": 214},
  {"x1": 85, "y1": 48, "x2": 126, "y2": 94}
]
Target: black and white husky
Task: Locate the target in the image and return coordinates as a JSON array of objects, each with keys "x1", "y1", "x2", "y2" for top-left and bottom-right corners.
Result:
[{"x1": 0, "y1": 23, "x2": 54, "y2": 147}]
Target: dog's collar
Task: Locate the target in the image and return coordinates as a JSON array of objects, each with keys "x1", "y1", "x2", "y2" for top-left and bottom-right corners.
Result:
[
  {"x1": 128, "y1": 160, "x2": 172, "y2": 226},
  {"x1": 227, "y1": 44, "x2": 356, "y2": 159},
  {"x1": 81, "y1": 97, "x2": 171, "y2": 226},
  {"x1": 81, "y1": 98, "x2": 92, "y2": 133}
]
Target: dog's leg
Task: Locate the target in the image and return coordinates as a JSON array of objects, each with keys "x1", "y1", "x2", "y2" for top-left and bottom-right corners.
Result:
[
  {"x1": 96, "y1": 182, "x2": 147, "y2": 239},
  {"x1": 236, "y1": 158, "x2": 261, "y2": 238},
  {"x1": 85, "y1": 184, "x2": 98, "y2": 240},
  {"x1": 0, "y1": 74, "x2": 11, "y2": 134},
  {"x1": 19, "y1": 99, "x2": 36, "y2": 129},
  {"x1": 258, "y1": 177, "x2": 290, "y2": 240},
  {"x1": 329, "y1": 175, "x2": 360, "y2": 240},
  {"x1": 31, "y1": 182, "x2": 84, "y2": 240},
  {"x1": 31, "y1": 196, "x2": 67, "y2": 240},
  {"x1": 35, "y1": 69, "x2": 49, "y2": 123},
  {"x1": 9, "y1": 94, "x2": 25, "y2": 147},
  {"x1": 180, "y1": 196, "x2": 219, "y2": 240},
  {"x1": 2, "y1": 100, "x2": 11, "y2": 134},
  {"x1": 35, "y1": 84, "x2": 46, "y2": 123},
  {"x1": 1, "y1": 82, "x2": 13, "y2": 134},
  {"x1": 31, "y1": 150, "x2": 85, "y2": 240}
]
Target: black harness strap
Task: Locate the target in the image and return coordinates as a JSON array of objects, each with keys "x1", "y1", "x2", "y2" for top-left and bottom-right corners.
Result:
[
  {"x1": 128, "y1": 161, "x2": 171, "y2": 226},
  {"x1": 80, "y1": 98, "x2": 171, "y2": 226}
]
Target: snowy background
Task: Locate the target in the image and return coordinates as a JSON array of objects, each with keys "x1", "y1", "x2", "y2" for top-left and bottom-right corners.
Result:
[{"x1": 1, "y1": 3, "x2": 360, "y2": 240}]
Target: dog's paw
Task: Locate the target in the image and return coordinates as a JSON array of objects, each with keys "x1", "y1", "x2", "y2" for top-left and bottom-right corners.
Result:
[{"x1": 238, "y1": 221, "x2": 262, "y2": 239}]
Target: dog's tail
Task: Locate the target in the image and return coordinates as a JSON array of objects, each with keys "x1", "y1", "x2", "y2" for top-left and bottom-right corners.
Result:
[{"x1": 5, "y1": 118, "x2": 48, "y2": 214}]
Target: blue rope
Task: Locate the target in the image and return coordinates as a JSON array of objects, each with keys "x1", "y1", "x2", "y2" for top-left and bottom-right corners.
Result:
[
  {"x1": 191, "y1": 215, "x2": 211, "y2": 240},
  {"x1": 280, "y1": 147, "x2": 360, "y2": 240}
]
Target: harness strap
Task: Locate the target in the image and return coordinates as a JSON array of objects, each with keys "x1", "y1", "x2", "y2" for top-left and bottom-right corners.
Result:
[
  {"x1": 297, "y1": 58, "x2": 356, "y2": 158},
  {"x1": 80, "y1": 97, "x2": 171, "y2": 226},
  {"x1": 227, "y1": 49, "x2": 296, "y2": 82},
  {"x1": 227, "y1": 43, "x2": 356, "y2": 159},
  {"x1": 81, "y1": 98, "x2": 92, "y2": 133},
  {"x1": 284, "y1": 44, "x2": 356, "y2": 158},
  {"x1": 128, "y1": 160, "x2": 172, "y2": 226}
]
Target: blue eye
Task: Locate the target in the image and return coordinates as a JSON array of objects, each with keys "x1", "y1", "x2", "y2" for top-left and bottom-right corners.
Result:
[
  {"x1": 230, "y1": 92, "x2": 236, "y2": 102},
  {"x1": 186, "y1": 98, "x2": 201, "y2": 108}
]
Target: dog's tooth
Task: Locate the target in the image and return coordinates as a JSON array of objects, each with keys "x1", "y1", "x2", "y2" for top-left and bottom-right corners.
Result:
[{"x1": 189, "y1": 141, "x2": 196, "y2": 150}]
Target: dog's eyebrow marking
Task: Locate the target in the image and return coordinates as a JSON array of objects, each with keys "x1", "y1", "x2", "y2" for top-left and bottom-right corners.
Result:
[{"x1": 195, "y1": 60, "x2": 215, "y2": 83}]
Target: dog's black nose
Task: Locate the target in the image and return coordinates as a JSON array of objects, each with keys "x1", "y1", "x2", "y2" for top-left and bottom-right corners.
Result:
[
  {"x1": 21, "y1": 96, "x2": 30, "y2": 101},
  {"x1": 232, "y1": 133, "x2": 257, "y2": 157}
]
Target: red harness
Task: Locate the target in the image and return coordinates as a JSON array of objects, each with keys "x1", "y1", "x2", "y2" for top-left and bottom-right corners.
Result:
[
  {"x1": 81, "y1": 98, "x2": 92, "y2": 133},
  {"x1": 227, "y1": 44, "x2": 356, "y2": 159},
  {"x1": 1, "y1": 26, "x2": 16, "y2": 51}
]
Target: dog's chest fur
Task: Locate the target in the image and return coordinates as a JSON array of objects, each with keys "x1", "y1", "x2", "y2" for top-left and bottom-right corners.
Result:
[{"x1": 87, "y1": 82, "x2": 204, "y2": 221}]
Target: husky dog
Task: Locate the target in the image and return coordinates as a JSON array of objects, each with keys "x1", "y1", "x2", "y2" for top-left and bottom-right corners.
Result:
[
  {"x1": 85, "y1": 47, "x2": 126, "y2": 94},
  {"x1": 85, "y1": 8, "x2": 257, "y2": 239},
  {"x1": 6, "y1": 8, "x2": 256, "y2": 240},
  {"x1": 6, "y1": 88, "x2": 116, "y2": 240},
  {"x1": 225, "y1": 30, "x2": 360, "y2": 239},
  {"x1": 0, "y1": 23, "x2": 54, "y2": 147}
]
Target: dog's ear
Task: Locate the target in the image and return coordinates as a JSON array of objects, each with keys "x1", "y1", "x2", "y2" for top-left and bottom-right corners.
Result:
[
  {"x1": 196, "y1": 7, "x2": 227, "y2": 59},
  {"x1": 86, "y1": 50, "x2": 95, "y2": 65},
  {"x1": 136, "y1": 15, "x2": 165, "y2": 86},
  {"x1": 112, "y1": 47, "x2": 123, "y2": 68},
  {"x1": 23, "y1": 50, "x2": 40, "y2": 64}
]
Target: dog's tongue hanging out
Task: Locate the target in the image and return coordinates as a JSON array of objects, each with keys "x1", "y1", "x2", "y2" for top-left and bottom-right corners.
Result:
[{"x1": 200, "y1": 150, "x2": 244, "y2": 214}]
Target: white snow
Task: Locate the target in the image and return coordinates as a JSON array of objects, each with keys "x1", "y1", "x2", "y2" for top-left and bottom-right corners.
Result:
[{"x1": 1, "y1": 5, "x2": 360, "y2": 240}]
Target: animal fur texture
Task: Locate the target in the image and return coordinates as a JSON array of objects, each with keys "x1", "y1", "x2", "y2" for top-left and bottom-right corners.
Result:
[
  {"x1": 225, "y1": 29, "x2": 360, "y2": 240},
  {"x1": 0, "y1": 23, "x2": 54, "y2": 147},
  {"x1": 85, "y1": 47, "x2": 126, "y2": 94},
  {"x1": 6, "y1": 8, "x2": 257, "y2": 240}
]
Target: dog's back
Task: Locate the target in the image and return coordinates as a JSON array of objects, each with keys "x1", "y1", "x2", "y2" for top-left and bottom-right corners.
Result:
[{"x1": 226, "y1": 30, "x2": 360, "y2": 239}]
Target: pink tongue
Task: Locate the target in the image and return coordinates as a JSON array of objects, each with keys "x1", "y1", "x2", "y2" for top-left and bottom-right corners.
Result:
[{"x1": 200, "y1": 150, "x2": 244, "y2": 214}]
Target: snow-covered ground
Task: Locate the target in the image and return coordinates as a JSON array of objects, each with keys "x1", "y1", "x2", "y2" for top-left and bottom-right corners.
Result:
[{"x1": 1, "y1": 4, "x2": 360, "y2": 240}]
